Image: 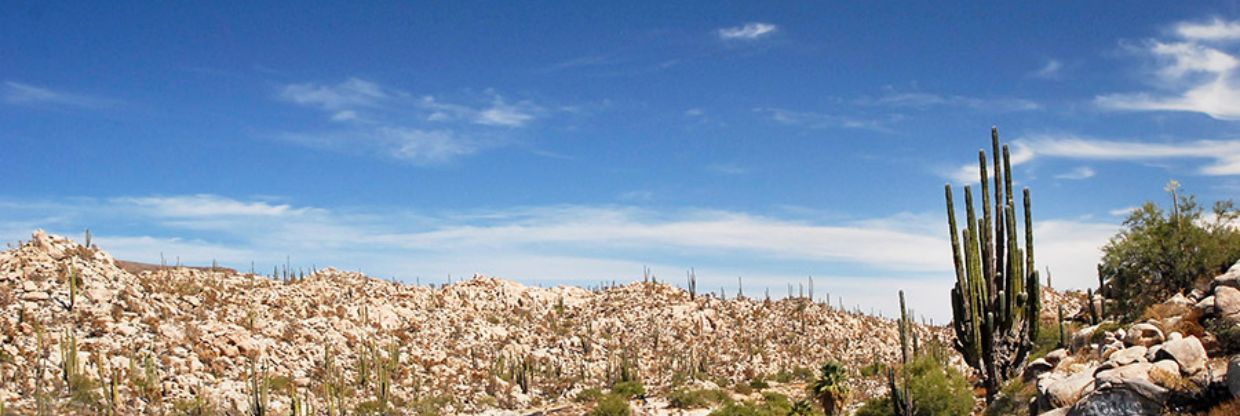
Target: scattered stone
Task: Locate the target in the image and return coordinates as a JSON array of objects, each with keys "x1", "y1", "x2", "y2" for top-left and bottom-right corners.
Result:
[
  {"x1": 1027, "y1": 358, "x2": 1055, "y2": 381},
  {"x1": 1155, "y1": 335, "x2": 1207, "y2": 375},
  {"x1": 1215, "y1": 286, "x2": 1240, "y2": 320},
  {"x1": 1125, "y1": 324, "x2": 1163, "y2": 348},
  {"x1": 20, "y1": 291, "x2": 49, "y2": 301},
  {"x1": 1039, "y1": 369, "x2": 1096, "y2": 410},
  {"x1": 1214, "y1": 260, "x2": 1240, "y2": 288},
  {"x1": 1165, "y1": 293, "x2": 1192, "y2": 306},
  {"x1": 1105, "y1": 346, "x2": 1147, "y2": 367}
]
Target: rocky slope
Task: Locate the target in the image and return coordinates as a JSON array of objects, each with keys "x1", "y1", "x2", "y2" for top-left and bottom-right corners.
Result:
[
  {"x1": 0, "y1": 231, "x2": 958, "y2": 415},
  {"x1": 1026, "y1": 261, "x2": 1240, "y2": 415}
]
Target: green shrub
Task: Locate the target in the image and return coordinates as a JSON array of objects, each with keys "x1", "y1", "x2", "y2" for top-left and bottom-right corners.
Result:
[
  {"x1": 1100, "y1": 188, "x2": 1239, "y2": 321},
  {"x1": 708, "y1": 393, "x2": 793, "y2": 416},
  {"x1": 667, "y1": 388, "x2": 731, "y2": 409},
  {"x1": 984, "y1": 378, "x2": 1036, "y2": 416},
  {"x1": 791, "y1": 366, "x2": 815, "y2": 381},
  {"x1": 905, "y1": 355, "x2": 973, "y2": 416},
  {"x1": 734, "y1": 381, "x2": 754, "y2": 395},
  {"x1": 853, "y1": 355, "x2": 973, "y2": 416},
  {"x1": 589, "y1": 394, "x2": 631, "y2": 416},
  {"x1": 576, "y1": 388, "x2": 605, "y2": 403},
  {"x1": 1031, "y1": 320, "x2": 1064, "y2": 360},
  {"x1": 748, "y1": 378, "x2": 770, "y2": 390},
  {"x1": 610, "y1": 380, "x2": 645, "y2": 398},
  {"x1": 1205, "y1": 317, "x2": 1240, "y2": 355},
  {"x1": 859, "y1": 360, "x2": 887, "y2": 378},
  {"x1": 854, "y1": 396, "x2": 892, "y2": 416}
]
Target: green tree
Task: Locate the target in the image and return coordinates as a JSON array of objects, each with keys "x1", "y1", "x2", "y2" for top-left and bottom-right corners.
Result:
[
  {"x1": 1100, "y1": 183, "x2": 1240, "y2": 321},
  {"x1": 810, "y1": 362, "x2": 851, "y2": 416}
]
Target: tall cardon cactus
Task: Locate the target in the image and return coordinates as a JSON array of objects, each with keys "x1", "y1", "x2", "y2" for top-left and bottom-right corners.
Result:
[{"x1": 945, "y1": 127, "x2": 1040, "y2": 402}]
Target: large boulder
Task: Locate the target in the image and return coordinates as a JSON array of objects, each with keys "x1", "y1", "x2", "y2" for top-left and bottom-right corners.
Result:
[
  {"x1": 1039, "y1": 369, "x2": 1096, "y2": 409},
  {"x1": 1125, "y1": 324, "x2": 1164, "y2": 348},
  {"x1": 1214, "y1": 286, "x2": 1240, "y2": 320},
  {"x1": 1154, "y1": 335, "x2": 1207, "y2": 375},
  {"x1": 1066, "y1": 383, "x2": 1165, "y2": 416},
  {"x1": 1103, "y1": 346, "x2": 1147, "y2": 368},
  {"x1": 1214, "y1": 260, "x2": 1240, "y2": 288}
]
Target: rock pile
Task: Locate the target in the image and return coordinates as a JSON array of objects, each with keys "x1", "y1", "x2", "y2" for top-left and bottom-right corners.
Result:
[
  {"x1": 1030, "y1": 261, "x2": 1240, "y2": 415},
  {"x1": 0, "y1": 231, "x2": 949, "y2": 414}
]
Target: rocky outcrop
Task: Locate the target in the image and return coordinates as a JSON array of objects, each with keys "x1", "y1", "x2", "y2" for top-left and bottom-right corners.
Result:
[
  {"x1": 0, "y1": 231, "x2": 949, "y2": 415},
  {"x1": 1032, "y1": 259, "x2": 1240, "y2": 415}
]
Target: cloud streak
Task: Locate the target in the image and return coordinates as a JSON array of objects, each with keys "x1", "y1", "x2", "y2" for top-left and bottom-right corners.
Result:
[
  {"x1": 717, "y1": 23, "x2": 778, "y2": 40},
  {"x1": 1096, "y1": 18, "x2": 1240, "y2": 120},
  {"x1": 943, "y1": 134, "x2": 1240, "y2": 183},
  {"x1": 276, "y1": 78, "x2": 543, "y2": 163},
  {"x1": 3, "y1": 81, "x2": 114, "y2": 109}
]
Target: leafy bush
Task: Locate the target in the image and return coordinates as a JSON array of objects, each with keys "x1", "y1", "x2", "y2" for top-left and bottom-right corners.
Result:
[
  {"x1": 748, "y1": 378, "x2": 770, "y2": 390},
  {"x1": 854, "y1": 396, "x2": 892, "y2": 416},
  {"x1": 1031, "y1": 321, "x2": 1064, "y2": 360},
  {"x1": 984, "y1": 378, "x2": 1036, "y2": 416},
  {"x1": 852, "y1": 355, "x2": 973, "y2": 416},
  {"x1": 589, "y1": 394, "x2": 631, "y2": 416},
  {"x1": 576, "y1": 388, "x2": 605, "y2": 403},
  {"x1": 707, "y1": 393, "x2": 794, "y2": 416},
  {"x1": 1205, "y1": 317, "x2": 1240, "y2": 355},
  {"x1": 610, "y1": 380, "x2": 645, "y2": 398},
  {"x1": 667, "y1": 388, "x2": 731, "y2": 409},
  {"x1": 1100, "y1": 187, "x2": 1239, "y2": 321}
]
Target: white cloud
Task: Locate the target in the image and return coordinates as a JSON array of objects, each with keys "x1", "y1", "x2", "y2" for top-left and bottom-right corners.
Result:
[
  {"x1": 1028, "y1": 135, "x2": 1240, "y2": 175},
  {"x1": 1031, "y1": 59, "x2": 1064, "y2": 79},
  {"x1": 280, "y1": 78, "x2": 387, "y2": 111},
  {"x1": 943, "y1": 134, "x2": 1240, "y2": 182},
  {"x1": 474, "y1": 98, "x2": 538, "y2": 127},
  {"x1": 3, "y1": 81, "x2": 113, "y2": 109},
  {"x1": 861, "y1": 89, "x2": 1041, "y2": 112},
  {"x1": 117, "y1": 195, "x2": 302, "y2": 217},
  {"x1": 944, "y1": 142, "x2": 1036, "y2": 184},
  {"x1": 1054, "y1": 166, "x2": 1096, "y2": 180},
  {"x1": 277, "y1": 78, "x2": 543, "y2": 163},
  {"x1": 1033, "y1": 220, "x2": 1119, "y2": 290},
  {"x1": 1096, "y1": 18, "x2": 1240, "y2": 120},
  {"x1": 1176, "y1": 18, "x2": 1240, "y2": 41},
  {"x1": 1108, "y1": 206, "x2": 1140, "y2": 217},
  {"x1": 756, "y1": 107, "x2": 896, "y2": 132},
  {"x1": 717, "y1": 22, "x2": 778, "y2": 40}
]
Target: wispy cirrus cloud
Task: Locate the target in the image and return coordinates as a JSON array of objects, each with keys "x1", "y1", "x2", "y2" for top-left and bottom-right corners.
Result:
[
  {"x1": 1054, "y1": 166, "x2": 1096, "y2": 180},
  {"x1": 3, "y1": 81, "x2": 115, "y2": 109},
  {"x1": 1031, "y1": 59, "x2": 1065, "y2": 79},
  {"x1": 717, "y1": 22, "x2": 778, "y2": 40},
  {"x1": 859, "y1": 88, "x2": 1041, "y2": 112},
  {"x1": 276, "y1": 78, "x2": 544, "y2": 163},
  {"x1": 1095, "y1": 18, "x2": 1240, "y2": 120},
  {"x1": 942, "y1": 133, "x2": 1240, "y2": 183},
  {"x1": 756, "y1": 107, "x2": 899, "y2": 132}
]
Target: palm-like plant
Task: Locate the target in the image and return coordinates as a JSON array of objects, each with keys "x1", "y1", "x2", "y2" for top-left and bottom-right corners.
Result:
[{"x1": 811, "y1": 361, "x2": 851, "y2": 416}]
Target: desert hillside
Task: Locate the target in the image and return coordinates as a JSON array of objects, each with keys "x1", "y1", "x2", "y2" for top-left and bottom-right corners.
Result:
[{"x1": 0, "y1": 230, "x2": 963, "y2": 415}]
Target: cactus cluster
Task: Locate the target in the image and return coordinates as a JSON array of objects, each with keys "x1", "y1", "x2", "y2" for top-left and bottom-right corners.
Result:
[
  {"x1": 888, "y1": 291, "x2": 914, "y2": 416},
  {"x1": 944, "y1": 127, "x2": 1041, "y2": 402}
]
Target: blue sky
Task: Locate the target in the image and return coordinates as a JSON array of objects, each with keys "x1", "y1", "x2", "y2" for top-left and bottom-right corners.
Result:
[{"x1": 4, "y1": 2, "x2": 1240, "y2": 320}]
